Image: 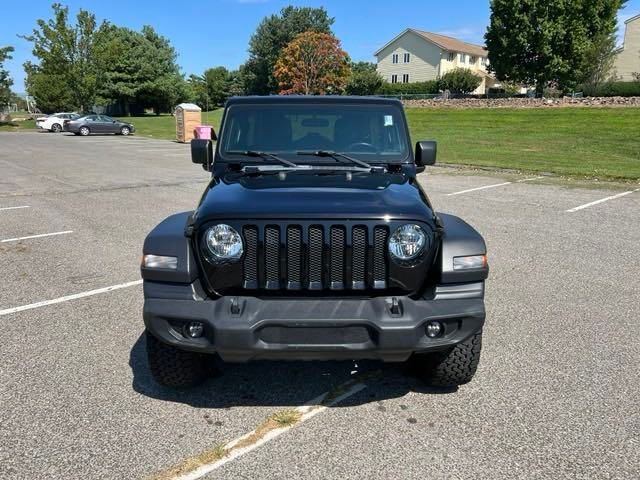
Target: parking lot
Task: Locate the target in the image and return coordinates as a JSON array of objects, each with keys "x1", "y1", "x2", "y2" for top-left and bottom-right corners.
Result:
[{"x1": 1, "y1": 131, "x2": 639, "y2": 480}]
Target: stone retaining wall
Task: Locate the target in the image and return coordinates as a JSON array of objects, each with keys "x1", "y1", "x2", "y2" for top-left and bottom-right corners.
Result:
[{"x1": 402, "y1": 96, "x2": 640, "y2": 108}]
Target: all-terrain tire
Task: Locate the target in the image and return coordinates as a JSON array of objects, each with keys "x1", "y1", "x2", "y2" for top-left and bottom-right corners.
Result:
[
  {"x1": 145, "y1": 330, "x2": 216, "y2": 389},
  {"x1": 411, "y1": 331, "x2": 483, "y2": 387}
]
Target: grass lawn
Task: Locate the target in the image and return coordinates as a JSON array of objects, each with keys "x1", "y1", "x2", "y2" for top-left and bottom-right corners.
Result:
[
  {"x1": 0, "y1": 119, "x2": 36, "y2": 131},
  {"x1": 115, "y1": 110, "x2": 224, "y2": 140},
  {"x1": 405, "y1": 107, "x2": 640, "y2": 180}
]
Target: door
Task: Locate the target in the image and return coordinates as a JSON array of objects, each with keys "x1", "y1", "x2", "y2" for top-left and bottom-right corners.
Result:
[{"x1": 96, "y1": 115, "x2": 118, "y2": 133}]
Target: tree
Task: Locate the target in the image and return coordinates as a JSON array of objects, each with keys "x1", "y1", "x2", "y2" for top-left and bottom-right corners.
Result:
[
  {"x1": 203, "y1": 67, "x2": 230, "y2": 106},
  {"x1": 274, "y1": 32, "x2": 350, "y2": 95},
  {"x1": 485, "y1": 0, "x2": 627, "y2": 95},
  {"x1": 345, "y1": 62, "x2": 383, "y2": 96},
  {"x1": 0, "y1": 46, "x2": 15, "y2": 105},
  {"x1": 21, "y1": 3, "x2": 105, "y2": 111},
  {"x1": 245, "y1": 6, "x2": 334, "y2": 94},
  {"x1": 582, "y1": 33, "x2": 618, "y2": 94},
  {"x1": 186, "y1": 74, "x2": 208, "y2": 108},
  {"x1": 439, "y1": 68, "x2": 482, "y2": 94},
  {"x1": 95, "y1": 25, "x2": 186, "y2": 114}
]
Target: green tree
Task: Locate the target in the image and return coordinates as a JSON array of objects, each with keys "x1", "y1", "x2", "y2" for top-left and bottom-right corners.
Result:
[
  {"x1": 345, "y1": 62, "x2": 383, "y2": 96},
  {"x1": 95, "y1": 25, "x2": 186, "y2": 114},
  {"x1": 245, "y1": 6, "x2": 334, "y2": 94},
  {"x1": 582, "y1": 33, "x2": 618, "y2": 95},
  {"x1": 0, "y1": 46, "x2": 15, "y2": 105},
  {"x1": 274, "y1": 31, "x2": 350, "y2": 95},
  {"x1": 187, "y1": 74, "x2": 209, "y2": 108},
  {"x1": 439, "y1": 68, "x2": 482, "y2": 94},
  {"x1": 21, "y1": 3, "x2": 105, "y2": 111},
  {"x1": 203, "y1": 66, "x2": 230, "y2": 106},
  {"x1": 485, "y1": 0, "x2": 626, "y2": 95}
]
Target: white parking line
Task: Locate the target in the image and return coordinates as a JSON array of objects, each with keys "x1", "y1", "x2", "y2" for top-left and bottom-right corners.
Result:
[
  {"x1": 0, "y1": 205, "x2": 30, "y2": 211},
  {"x1": 446, "y1": 176, "x2": 543, "y2": 196},
  {"x1": 566, "y1": 188, "x2": 640, "y2": 213},
  {"x1": 1, "y1": 230, "x2": 73, "y2": 243},
  {"x1": 173, "y1": 381, "x2": 368, "y2": 480},
  {"x1": 0, "y1": 280, "x2": 143, "y2": 316}
]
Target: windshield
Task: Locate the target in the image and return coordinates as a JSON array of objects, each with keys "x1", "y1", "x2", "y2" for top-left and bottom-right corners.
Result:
[{"x1": 219, "y1": 103, "x2": 410, "y2": 163}]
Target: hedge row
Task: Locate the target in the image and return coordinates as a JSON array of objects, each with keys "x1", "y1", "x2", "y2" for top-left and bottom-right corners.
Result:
[
  {"x1": 377, "y1": 81, "x2": 440, "y2": 95},
  {"x1": 582, "y1": 81, "x2": 640, "y2": 97}
]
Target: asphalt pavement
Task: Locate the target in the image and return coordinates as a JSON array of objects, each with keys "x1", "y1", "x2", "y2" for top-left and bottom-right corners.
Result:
[{"x1": 1, "y1": 131, "x2": 638, "y2": 480}]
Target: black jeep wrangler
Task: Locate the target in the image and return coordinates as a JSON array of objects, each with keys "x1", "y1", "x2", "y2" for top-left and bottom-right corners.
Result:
[{"x1": 141, "y1": 96, "x2": 488, "y2": 389}]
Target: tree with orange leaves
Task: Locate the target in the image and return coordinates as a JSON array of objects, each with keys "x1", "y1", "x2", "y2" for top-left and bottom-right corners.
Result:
[{"x1": 274, "y1": 31, "x2": 351, "y2": 95}]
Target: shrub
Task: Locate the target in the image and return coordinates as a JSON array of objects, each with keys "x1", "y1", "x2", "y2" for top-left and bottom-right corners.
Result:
[
  {"x1": 582, "y1": 81, "x2": 640, "y2": 97},
  {"x1": 377, "y1": 80, "x2": 440, "y2": 95},
  {"x1": 439, "y1": 68, "x2": 482, "y2": 94}
]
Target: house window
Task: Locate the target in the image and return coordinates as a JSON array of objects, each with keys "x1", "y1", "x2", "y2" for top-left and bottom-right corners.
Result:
[
  {"x1": 403, "y1": 74, "x2": 409, "y2": 83},
  {"x1": 481, "y1": 57, "x2": 487, "y2": 66},
  {"x1": 459, "y1": 53, "x2": 466, "y2": 64},
  {"x1": 391, "y1": 74, "x2": 398, "y2": 84},
  {"x1": 447, "y1": 52, "x2": 455, "y2": 62},
  {"x1": 392, "y1": 54, "x2": 399, "y2": 64},
  {"x1": 404, "y1": 53, "x2": 410, "y2": 63},
  {"x1": 469, "y1": 56, "x2": 477, "y2": 65}
]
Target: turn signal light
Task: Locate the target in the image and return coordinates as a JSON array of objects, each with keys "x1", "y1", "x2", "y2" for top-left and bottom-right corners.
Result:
[{"x1": 453, "y1": 255, "x2": 487, "y2": 270}]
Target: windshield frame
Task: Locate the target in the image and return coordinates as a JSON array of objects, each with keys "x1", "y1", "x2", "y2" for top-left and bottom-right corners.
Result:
[{"x1": 215, "y1": 101, "x2": 413, "y2": 166}]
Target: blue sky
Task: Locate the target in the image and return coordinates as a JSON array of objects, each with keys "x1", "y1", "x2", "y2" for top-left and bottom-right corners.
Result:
[{"x1": 2, "y1": 0, "x2": 640, "y2": 92}]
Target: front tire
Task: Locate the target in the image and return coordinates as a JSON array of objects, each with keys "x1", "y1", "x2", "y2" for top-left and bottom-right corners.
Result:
[
  {"x1": 145, "y1": 330, "x2": 216, "y2": 389},
  {"x1": 51, "y1": 123, "x2": 62, "y2": 133},
  {"x1": 79, "y1": 126, "x2": 90, "y2": 136},
  {"x1": 410, "y1": 331, "x2": 483, "y2": 387},
  {"x1": 120, "y1": 126, "x2": 131, "y2": 136}
]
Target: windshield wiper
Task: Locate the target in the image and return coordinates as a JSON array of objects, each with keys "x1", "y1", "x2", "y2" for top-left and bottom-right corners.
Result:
[
  {"x1": 297, "y1": 150, "x2": 383, "y2": 172},
  {"x1": 227, "y1": 150, "x2": 298, "y2": 168}
]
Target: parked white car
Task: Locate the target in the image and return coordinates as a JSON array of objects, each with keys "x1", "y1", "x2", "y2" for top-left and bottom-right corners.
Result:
[{"x1": 36, "y1": 113, "x2": 80, "y2": 133}]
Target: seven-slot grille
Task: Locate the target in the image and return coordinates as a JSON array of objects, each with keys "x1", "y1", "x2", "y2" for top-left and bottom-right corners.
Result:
[{"x1": 242, "y1": 224, "x2": 389, "y2": 291}]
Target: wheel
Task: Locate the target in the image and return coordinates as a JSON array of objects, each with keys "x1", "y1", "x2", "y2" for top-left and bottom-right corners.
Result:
[
  {"x1": 79, "y1": 126, "x2": 90, "y2": 136},
  {"x1": 50, "y1": 123, "x2": 62, "y2": 133},
  {"x1": 409, "y1": 331, "x2": 483, "y2": 387},
  {"x1": 120, "y1": 126, "x2": 130, "y2": 136},
  {"x1": 145, "y1": 330, "x2": 216, "y2": 388}
]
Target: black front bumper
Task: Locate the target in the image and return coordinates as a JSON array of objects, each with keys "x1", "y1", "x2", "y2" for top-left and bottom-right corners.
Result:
[{"x1": 143, "y1": 281, "x2": 485, "y2": 362}]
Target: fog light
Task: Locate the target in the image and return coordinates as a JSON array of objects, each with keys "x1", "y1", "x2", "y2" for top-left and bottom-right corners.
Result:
[
  {"x1": 185, "y1": 322, "x2": 204, "y2": 338},
  {"x1": 425, "y1": 321, "x2": 443, "y2": 338}
]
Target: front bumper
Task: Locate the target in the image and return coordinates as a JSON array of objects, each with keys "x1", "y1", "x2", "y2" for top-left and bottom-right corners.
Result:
[{"x1": 143, "y1": 281, "x2": 485, "y2": 362}]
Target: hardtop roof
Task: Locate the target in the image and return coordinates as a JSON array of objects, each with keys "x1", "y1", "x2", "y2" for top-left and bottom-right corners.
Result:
[{"x1": 225, "y1": 96, "x2": 403, "y2": 107}]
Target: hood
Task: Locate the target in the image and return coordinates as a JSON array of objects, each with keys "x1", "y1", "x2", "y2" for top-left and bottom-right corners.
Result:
[{"x1": 193, "y1": 171, "x2": 434, "y2": 225}]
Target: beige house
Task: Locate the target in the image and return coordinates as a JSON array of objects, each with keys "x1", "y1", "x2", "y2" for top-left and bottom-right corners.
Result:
[
  {"x1": 614, "y1": 14, "x2": 640, "y2": 81},
  {"x1": 374, "y1": 29, "x2": 496, "y2": 94}
]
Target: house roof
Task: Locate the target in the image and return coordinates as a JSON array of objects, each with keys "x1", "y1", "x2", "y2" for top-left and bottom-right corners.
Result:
[
  {"x1": 624, "y1": 13, "x2": 640, "y2": 24},
  {"x1": 374, "y1": 28, "x2": 488, "y2": 57}
]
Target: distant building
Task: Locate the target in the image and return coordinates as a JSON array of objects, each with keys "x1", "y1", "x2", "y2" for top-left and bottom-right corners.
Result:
[
  {"x1": 374, "y1": 28, "x2": 497, "y2": 94},
  {"x1": 614, "y1": 14, "x2": 640, "y2": 81}
]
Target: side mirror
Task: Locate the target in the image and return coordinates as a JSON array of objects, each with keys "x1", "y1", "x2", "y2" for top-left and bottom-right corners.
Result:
[
  {"x1": 415, "y1": 141, "x2": 437, "y2": 173},
  {"x1": 191, "y1": 139, "x2": 213, "y2": 171}
]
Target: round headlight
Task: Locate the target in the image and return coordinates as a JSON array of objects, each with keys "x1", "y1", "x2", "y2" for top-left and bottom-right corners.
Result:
[
  {"x1": 388, "y1": 224, "x2": 427, "y2": 261},
  {"x1": 205, "y1": 224, "x2": 243, "y2": 261}
]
